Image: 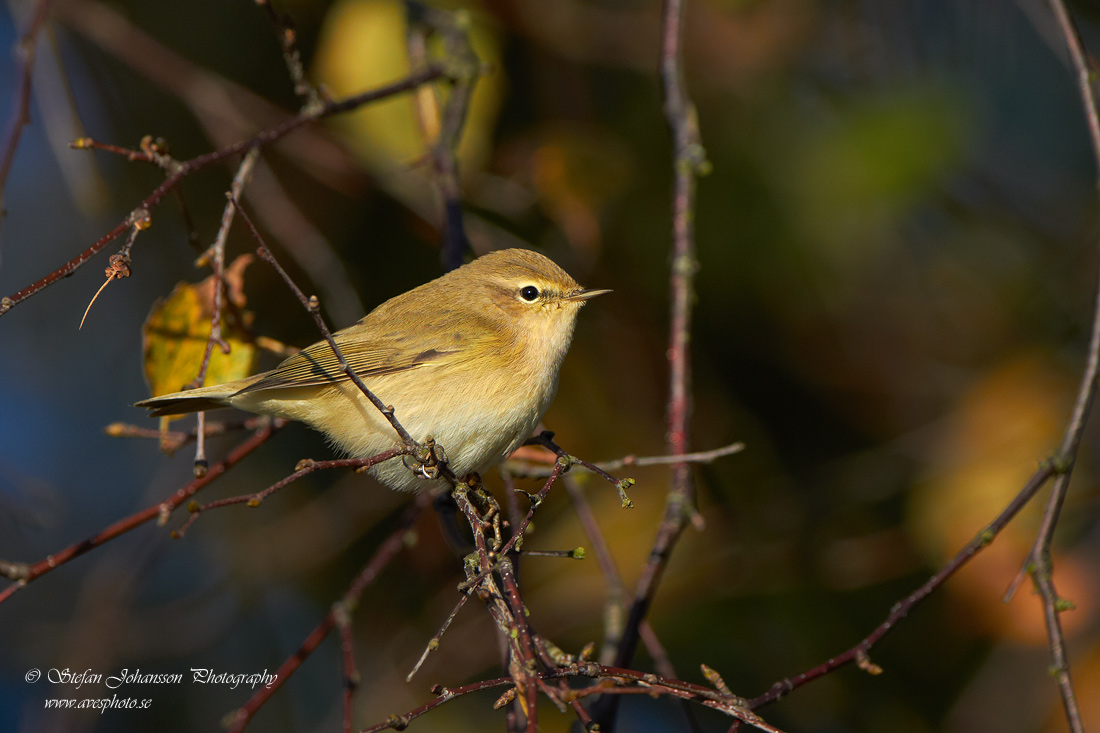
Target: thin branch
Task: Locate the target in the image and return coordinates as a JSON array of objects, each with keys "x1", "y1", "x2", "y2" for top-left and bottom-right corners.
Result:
[
  {"x1": 230, "y1": 196, "x2": 421, "y2": 451},
  {"x1": 1014, "y1": 3, "x2": 1100, "y2": 729},
  {"x1": 225, "y1": 494, "x2": 429, "y2": 733},
  {"x1": 593, "y1": 1, "x2": 706, "y2": 725},
  {"x1": 334, "y1": 601, "x2": 359, "y2": 733},
  {"x1": 190, "y1": 148, "x2": 259, "y2": 476},
  {"x1": 359, "y1": 677, "x2": 515, "y2": 733},
  {"x1": 0, "y1": 420, "x2": 281, "y2": 605},
  {"x1": 0, "y1": 64, "x2": 446, "y2": 317},
  {"x1": 525, "y1": 431, "x2": 634, "y2": 506},
  {"x1": 509, "y1": 440, "x2": 743, "y2": 478},
  {"x1": 406, "y1": 5, "x2": 479, "y2": 271},
  {"x1": 0, "y1": 0, "x2": 54, "y2": 246},
  {"x1": 78, "y1": 214, "x2": 145, "y2": 328},
  {"x1": 406, "y1": 594, "x2": 469, "y2": 682},
  {"x1": 254, "y1": 0, "x2": 322, "y2": 111},
  {"x1": 361, "y1": 664, "x2": 784, "y2": 733},
  {"x1": 172, "y1": 449, "x2": 407, "y2": 539},
  {"x1": 104, "y1": 415, "x2": 268, "y2": 453},
  {"x1": 746, "y1": 462, "x2": 1057, "y2": 713}
]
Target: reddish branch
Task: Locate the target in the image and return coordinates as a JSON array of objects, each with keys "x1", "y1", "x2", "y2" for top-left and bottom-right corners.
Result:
[
  {"x1": 0, "y1": 65, "x2": 445, "y2": 317},
  {"x1": 231, "y1": 196, "x2": 422, "y2": 452},
  {"x1": 736, "y1": 13, "x2": 1100, "y2": 727},
  {"x1": 190, "y1": 149, "x2": 259, "y2": 475},
  {"x1": 0, "y1": 0, "x2": 54, "y2": 244},
  {"x1": 225, "y1": 494, "x2": 429, "y2": 733},
  {"x1": 173, "y1": 449, "x2": 409, "y2": 539},
  {"x1": 0, "y1": 420, "x2": 280, "y2": 605},
  {"x1": 594, "y1": 0, "x2": 706, "y2": 726},
  {"x1": 357, "y1": 663, "x2": 784, "y2": 733},
  {"x1": 741, "y1": 461, "x2": 1057, "y2": 722},
  {"x1": 405, "y1": 5, "x2": 479, "y2": 271},
  {"x1": 1015, "y1": 3, "x2": 1100, "y2": 730}
]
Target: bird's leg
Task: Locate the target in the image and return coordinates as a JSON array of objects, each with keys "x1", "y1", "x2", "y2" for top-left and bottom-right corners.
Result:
[{"x1": 401, "y1": 436, "x2": 451, "y2": 482}]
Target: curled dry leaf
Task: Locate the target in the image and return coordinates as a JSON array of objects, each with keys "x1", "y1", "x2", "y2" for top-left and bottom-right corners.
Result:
[{"x1": 142, "y1": 255, "x2": 257, "y2": 405}]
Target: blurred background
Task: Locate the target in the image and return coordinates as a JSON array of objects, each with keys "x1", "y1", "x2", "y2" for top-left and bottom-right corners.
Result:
[{"x1": 1, "y1": 0, "x2": 1100, "y2": 731}]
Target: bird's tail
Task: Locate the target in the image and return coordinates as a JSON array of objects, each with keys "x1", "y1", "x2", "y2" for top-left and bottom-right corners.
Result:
[{"x1": 135, "y1": 378, "x2": 256, "y2": 417}]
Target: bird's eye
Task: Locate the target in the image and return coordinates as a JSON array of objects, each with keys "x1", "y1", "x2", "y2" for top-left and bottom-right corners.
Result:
[{"x1": 519, "y1": 285, "x2": 540, "y2": 302}]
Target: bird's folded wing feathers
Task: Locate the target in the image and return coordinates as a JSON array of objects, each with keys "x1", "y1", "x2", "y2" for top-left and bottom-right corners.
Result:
[{"x1": 235, "y1": 329, "x2": 464, "y2": 395}]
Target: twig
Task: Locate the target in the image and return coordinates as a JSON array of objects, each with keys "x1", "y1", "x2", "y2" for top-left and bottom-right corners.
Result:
[
  {"x1": 361, "y1": 663, "x2": 784, "y2": 733},
  {"x1": 567, "y1": 666, "x2": 777, "y2": 733},
  {"x1": 407, "y1": 594, "x2": 469, "y2": 682},
  {"x1": 509, "y1": 440, "x2": 743, "y2": 477},
  {"x1": 603, "y1": 442, "x2": 742, "y2": 470},
  {"x1": 225, "y1": 494, "x2": 429, "y2": 733},
  {"x1": 406, "y1": 5, "x2": 479, "y2": 271},
  {"x1": 230, "y1": 196, "x2": 421, "y2": 452},
  {"x1": 1015, "y1": 3, "x2": 1100, "y2": 730},
  {"x1": 173, "y1": 449, "x2": 407, "y2": 539},
  {"x1": 0, "y1": 0, "x2": 54, "y2": 246},
  {"x1": 0, "y1": 421, "x2": 280, "y2": 605},
  {"x1": 69, "y1": 135, "x2": 163, "y2": 164},
  {"x1": 745, "y1": 462, "x2": 1057, "y2": 715},
  {"x1": 525, "y1": 431, "x2": 634, "y2": 507},
  {"x1": 497, "y1": 555, "x2": 540, "y2": 732},
  {"x1": 78, "y1": 213, "x2": 146, "y2": 328},
  {"x1": 59, "y1": 0, "x2": 365, "y2": 323},
  {"x1": 334, "y1": 600, "x2": 359, "y2": 733},
  {"x1": 254, "y1": 0, "x2": 322, "y2": 111},
  {"x1": 359, "y1": 677, "x2": 515, "y2": 733},
  {"x1": 187, "y1": 149, "x2": 259, "y2": 476},
  {"x1": 0, "y1": 64, "x2": 446, "y2": 317},
  {"x1": 104, "y1": 416, "x2": 267, "y2": 453},
  {"x1": 595, "y1": 2, "x2": 708, "y2": 727},
  {"x1": 448, "y1": 483, "x2": 542, "y2": 731}
]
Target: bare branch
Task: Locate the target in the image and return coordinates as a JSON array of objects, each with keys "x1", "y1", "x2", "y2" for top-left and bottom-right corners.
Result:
[
  {"x1": 593, "y1": 3, "x2": 707, "y2": 725},
  {"x1": 746, "y1": 462, "x2": 1057, "y2": 713},
  {"x1": 0, "y1": 64, "x2": 446, "y2": 317},
  {"x1": 225, "y1": 494, "x2": 429, "y2": 732},
  {"x1": 230, "y1": 196, "x2": 422, "y2": 452},
  {"x1": 0, "y1": 420, "x2": 281, "y2": 605},
  {"x1": 0, "y1": 0, "x2": 53, "y2": 246},
  {"x1": 173, "y1": 449, "x2": 408, "y2": 539}
]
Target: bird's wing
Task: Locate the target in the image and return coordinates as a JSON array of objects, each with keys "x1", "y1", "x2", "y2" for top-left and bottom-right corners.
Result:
[{"x1": 235, "y1": 327, "x2": 463, "y2": 395}]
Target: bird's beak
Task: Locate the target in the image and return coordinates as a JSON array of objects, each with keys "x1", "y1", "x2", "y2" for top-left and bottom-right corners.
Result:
[{"x1": 564, "y1": 288, "x2": 612, "y2": 302}]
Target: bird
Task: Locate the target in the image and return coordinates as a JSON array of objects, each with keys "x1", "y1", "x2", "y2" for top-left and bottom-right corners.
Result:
[{"x1": 136, "y1": 248, "x2": 609, "y2": 492}]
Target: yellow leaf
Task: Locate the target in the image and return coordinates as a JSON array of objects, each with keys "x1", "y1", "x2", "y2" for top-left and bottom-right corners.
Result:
[
  {"x1": 312, "y1": 0, "x2": 502, "y2": 173},
  {"x1": 142, "y1": 256, "x2": 257, "y2": 401}
]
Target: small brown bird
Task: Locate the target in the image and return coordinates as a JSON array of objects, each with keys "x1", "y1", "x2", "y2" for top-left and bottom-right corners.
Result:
[{"x1": 137, "y1": 249, "x2": 609, "y2": 492}]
